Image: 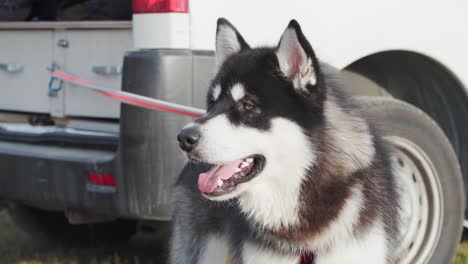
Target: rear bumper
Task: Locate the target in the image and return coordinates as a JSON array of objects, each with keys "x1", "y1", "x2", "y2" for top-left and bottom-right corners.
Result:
[
  {"x1": 0, "y1": 49, "x2": 215, "y2": 220},
  {"x1": 0, "y1": 140, "x2": 120, "y2": 215}
]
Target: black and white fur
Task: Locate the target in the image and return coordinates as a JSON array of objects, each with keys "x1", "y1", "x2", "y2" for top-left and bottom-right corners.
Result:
[{"x1": 170, "y1": 18, "x2": 402, "y2": 264}]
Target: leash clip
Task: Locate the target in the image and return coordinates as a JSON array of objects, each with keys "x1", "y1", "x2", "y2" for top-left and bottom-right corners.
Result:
[
  {"x1": 47, "y1": 63, "x2": 63, "y2": 96},
  {"x1": 48, "y1": 76, "x2": 63, "y2": 95}
]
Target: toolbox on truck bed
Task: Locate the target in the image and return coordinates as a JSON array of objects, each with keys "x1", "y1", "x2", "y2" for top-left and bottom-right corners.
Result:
[{"x1": 0, "y1": 22, "x2": 132, "y2": 118}]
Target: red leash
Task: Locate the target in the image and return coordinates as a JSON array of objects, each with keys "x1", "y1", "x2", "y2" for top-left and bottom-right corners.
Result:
[{"x1": 50, "y1": 70, "x2": 206, "y2": 118}]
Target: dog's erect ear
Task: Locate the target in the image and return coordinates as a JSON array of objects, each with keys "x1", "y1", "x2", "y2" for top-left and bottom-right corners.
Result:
[
  {"x1": 216, "y1": 18, "x2": 250, "y2": 68},
  {"x1": 276, "y1": 20, "x2": 319, "y2": 93}
]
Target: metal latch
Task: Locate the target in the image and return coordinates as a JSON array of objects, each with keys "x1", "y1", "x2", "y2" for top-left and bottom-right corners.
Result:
[
  {"x1": 0, "y1": 63, "x2": 23, "y2": 73},
  {"x1": 92, "y1": 65, "x2": 122, "y2": 76}
]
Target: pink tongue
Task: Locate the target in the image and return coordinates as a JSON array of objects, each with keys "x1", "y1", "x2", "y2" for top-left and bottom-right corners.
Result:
[{"x1": 198, "y1": 160, "x2": 242, "y2": 193}]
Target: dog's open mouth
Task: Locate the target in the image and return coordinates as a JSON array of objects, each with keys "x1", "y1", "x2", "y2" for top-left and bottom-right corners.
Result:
[{"x1": 197, "y1": 155, "x2": 265, "y2": 196}]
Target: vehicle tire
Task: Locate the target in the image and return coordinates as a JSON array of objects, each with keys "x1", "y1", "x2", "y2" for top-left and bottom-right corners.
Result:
[
  {"x1": 8, "y1": 205, "x2": 137, "y2": 246},
  {"x1": 356, "y1": 97, "x2": 464, "y2": 264}
]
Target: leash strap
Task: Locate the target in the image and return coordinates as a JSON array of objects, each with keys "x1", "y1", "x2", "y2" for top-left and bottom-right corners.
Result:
[{"x1": 50, "y1": 70, "x2": 206, "y2": 118}]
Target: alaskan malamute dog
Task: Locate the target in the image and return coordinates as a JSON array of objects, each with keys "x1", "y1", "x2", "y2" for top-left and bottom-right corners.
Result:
[{"x1": 171, "y1": 18, "x2": 401, "y2": 264}]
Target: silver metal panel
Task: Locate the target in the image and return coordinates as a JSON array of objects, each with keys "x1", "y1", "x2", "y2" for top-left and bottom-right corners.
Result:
[
  {"x1": 119, "y1": 50, "x2": 194, "y2": 219},
  {"x1": 63, "y1": 30, "x2": 132, "y2": 118},
  {"x1": 192, "y1": 52, "x2": 215, "y2": 109},
  {"x1": 0, "y1": 31, "x2": 53, "y2": 113}
]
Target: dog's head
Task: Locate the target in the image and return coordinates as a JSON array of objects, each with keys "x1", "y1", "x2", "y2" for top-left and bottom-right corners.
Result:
[{"x1": 178, "y1": 19, "x2": 325, "y2": 202}]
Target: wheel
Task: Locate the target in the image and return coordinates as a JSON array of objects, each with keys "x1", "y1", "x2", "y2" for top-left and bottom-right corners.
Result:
[
  {"x1": 8, "y1": 205, "x2": 137, "y2": 245},
  {"x1": 357, "y1": 97, "x2": 464, "y2": 264}
]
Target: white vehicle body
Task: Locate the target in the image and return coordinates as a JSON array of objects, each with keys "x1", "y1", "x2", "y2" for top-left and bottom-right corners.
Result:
[
  {"x1": 1, "y1": 0, "x2": 466, "y2": 118},
  {"x1": 136, "y1": 0, "x2": 468, "y2": 91}
]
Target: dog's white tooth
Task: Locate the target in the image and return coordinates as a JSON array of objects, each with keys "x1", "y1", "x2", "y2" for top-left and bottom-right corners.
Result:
[
  {"x1": 241, "y1": 162, "x2": 248, "y2": 168},
  {"x1": 246, "y1": 158, "x2": 254, "y2": 163},
  {"x1": 235, "y1": 168, "x2": 241, "y2": 172},
  {"x1": 217, "y1": 179, "x2": 223, "y2": 187}
]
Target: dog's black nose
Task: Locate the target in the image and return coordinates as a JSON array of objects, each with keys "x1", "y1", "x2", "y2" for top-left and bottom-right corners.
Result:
[{"x1": 177, "y1": 127, "x2": 201, "y2": 152}]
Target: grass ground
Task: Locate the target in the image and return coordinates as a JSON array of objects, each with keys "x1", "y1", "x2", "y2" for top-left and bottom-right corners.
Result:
[
  {"x1": 455, "y1": 230, "x2": 468, "y2": 264},
  {"x1": 0, "y1": 210, "x2": 166, "y2": 264},
  {"x1": 0, "y1": 209, "x2": 467, "y2": 263}
]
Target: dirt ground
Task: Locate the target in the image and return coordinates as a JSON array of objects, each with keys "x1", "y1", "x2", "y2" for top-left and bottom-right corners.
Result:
[{"x1": 0, "y1": 210, "x2": 467, "y2": 264}]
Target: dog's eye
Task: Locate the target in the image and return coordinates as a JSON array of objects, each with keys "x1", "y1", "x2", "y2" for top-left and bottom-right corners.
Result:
[{"x1": 242, "y1": 101, "x2": 256, "y2": 111}]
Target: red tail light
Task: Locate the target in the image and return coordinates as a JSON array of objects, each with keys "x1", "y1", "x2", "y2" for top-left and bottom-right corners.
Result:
[
  {"x1": 88, "y1": 173, "x2": 116, "y2": 187},
  {"x1": 133, "y1": 0, "x2": 188, "y2": 13}
]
